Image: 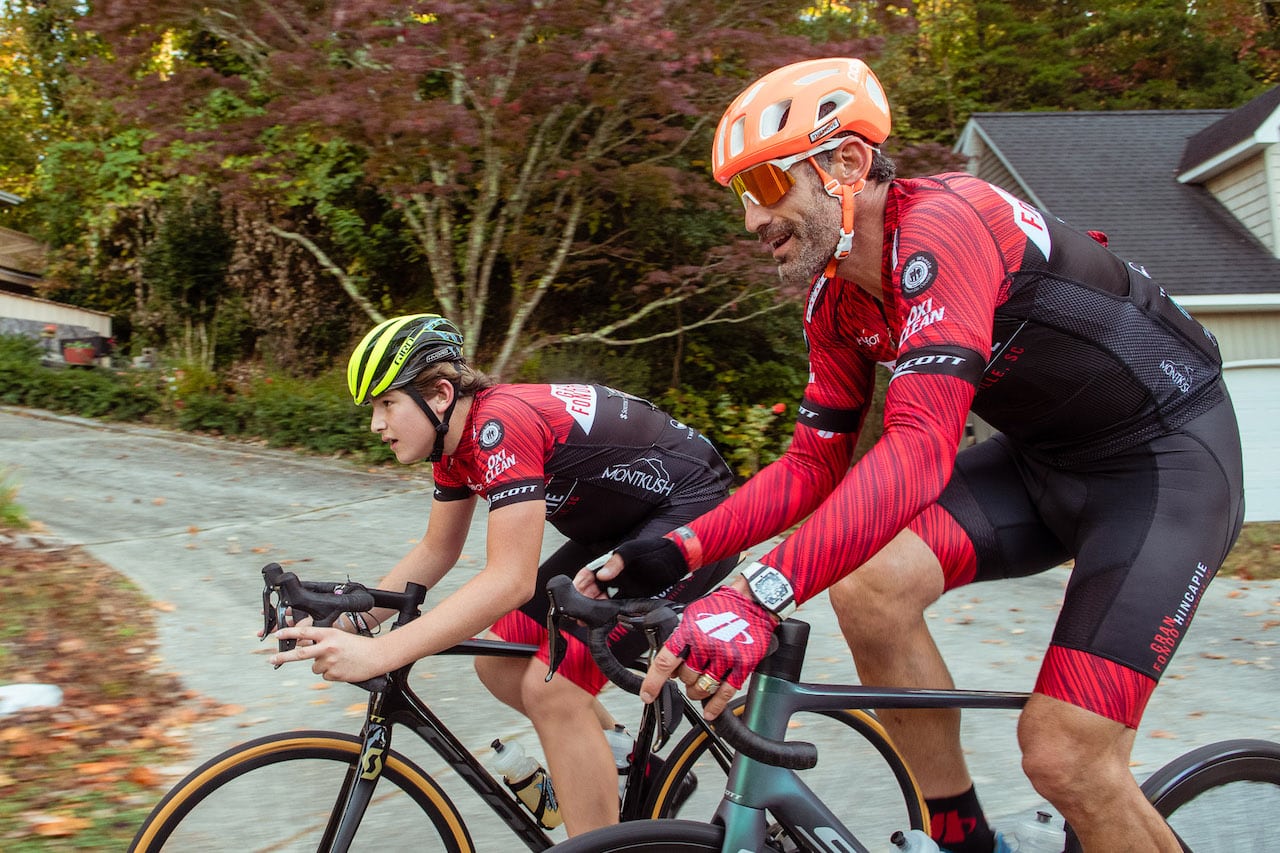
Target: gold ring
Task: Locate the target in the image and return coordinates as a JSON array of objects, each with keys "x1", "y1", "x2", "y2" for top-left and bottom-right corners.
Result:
[{"x1": 694, "y1": 672, "x2": 720, "y2": 693}]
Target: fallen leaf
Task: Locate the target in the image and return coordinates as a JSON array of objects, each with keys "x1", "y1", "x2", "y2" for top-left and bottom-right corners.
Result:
[
  {"x1": 151, "y1": 497, "x2": 166, "y2": 506},
  {"x1": 128, "y1": 766, "x2": 160, "y2": 786},
  {"x1": 31, "y1": 814, "x2": 93, "y2": 836}
]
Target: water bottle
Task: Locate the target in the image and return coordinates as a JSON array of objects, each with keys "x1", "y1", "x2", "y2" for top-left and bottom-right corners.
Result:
[
  {"x1": 1008, "y1": 810, "x2": 1066, "y2": 852},
  {"x1": 890, "y1": 829, "x2": 941, "y2": 852},
  {"x1": 604, "y1": 724, "x2": 633, "y2": 799},
  {"x1": 486, "y1": 738, "x2": 563, "y2": 829}
]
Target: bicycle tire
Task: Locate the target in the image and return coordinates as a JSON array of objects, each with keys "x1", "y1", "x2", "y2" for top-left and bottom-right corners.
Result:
[
  {"x1": 552, "y1": 818, "x2": 725, "y2": 852},
  {"x1": 1136, "y1": 738, "x2": 1280, "y2": 853},
  {"x1": 129, "y1": 730, "x2": 474, "y2": 852},
  {"x1": 645, "y1": 700, "x2": 927, "y2": 850}
]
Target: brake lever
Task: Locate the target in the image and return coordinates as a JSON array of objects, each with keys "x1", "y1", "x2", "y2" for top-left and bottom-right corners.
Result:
[{"x1": 544, "y1": 587, "x2": 568, "y2": 683}]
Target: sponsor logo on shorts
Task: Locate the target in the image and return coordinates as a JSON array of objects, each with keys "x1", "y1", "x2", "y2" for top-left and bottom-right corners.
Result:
[{"x1": 1150, "y1": 561, "x2": 1210, "y2": 672}]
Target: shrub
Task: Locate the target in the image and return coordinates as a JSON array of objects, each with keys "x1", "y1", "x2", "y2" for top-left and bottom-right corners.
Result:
[{"x1": 0, "y1": 334, "x2": 164, "y2": 420}]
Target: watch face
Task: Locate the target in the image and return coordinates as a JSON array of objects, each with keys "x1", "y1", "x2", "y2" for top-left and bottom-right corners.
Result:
[{"x1": 751, "y1": 568, "x2": 792, "y2": 610}]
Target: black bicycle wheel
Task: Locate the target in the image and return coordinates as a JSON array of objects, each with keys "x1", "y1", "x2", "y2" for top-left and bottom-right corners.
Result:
[
  {"x1": 552, "y1": 819, "x2": 724, "y2": 851},
  {"x1": 129, "y1": 730, "x2": 473, "y2": 852},
  {"x1": 645, "y1": 699, "x2": 927, "y2": 851},
  {"x1": 1136, "y1": 738, "x2": 1280, "y2": 852}
]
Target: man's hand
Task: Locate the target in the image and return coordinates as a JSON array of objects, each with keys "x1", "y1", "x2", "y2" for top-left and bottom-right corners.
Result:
[
  {"x1": 572, "y1": 536, "x2": 689, "y2": 600},
  {"x1": 269, "y1": 626, "x2": 388, "y2": 683},
  {"x1": 640, "y1": 586, "x2": 777, "y2": 719}
]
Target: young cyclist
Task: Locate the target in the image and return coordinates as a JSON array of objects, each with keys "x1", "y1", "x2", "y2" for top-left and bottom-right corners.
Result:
[
  {"x1": 271, "y1": 313, "x2": 737, "y2": 835},
  {"x1": 589, "y1": 58, "x2": 1244, "y2": 852}
]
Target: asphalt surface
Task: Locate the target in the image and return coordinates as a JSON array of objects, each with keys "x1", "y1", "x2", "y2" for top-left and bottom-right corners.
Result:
[{"x1": 3, "y1": 405, "x2": 1278, "y2": 850}]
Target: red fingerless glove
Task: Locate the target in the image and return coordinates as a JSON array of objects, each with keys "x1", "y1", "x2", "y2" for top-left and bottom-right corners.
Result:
[{"x1": 665, "y1": 587, "x2": 776, "y2": 689}]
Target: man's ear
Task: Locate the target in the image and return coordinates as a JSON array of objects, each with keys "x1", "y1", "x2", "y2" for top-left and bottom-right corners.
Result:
[{"x1": 833, "y1": 137, "x2": 873, "y2": 186}]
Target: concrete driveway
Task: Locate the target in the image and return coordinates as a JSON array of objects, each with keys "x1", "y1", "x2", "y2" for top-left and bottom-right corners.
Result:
[{"x1": 3, "y1": 406, "x2": 1276, "y2": 850}]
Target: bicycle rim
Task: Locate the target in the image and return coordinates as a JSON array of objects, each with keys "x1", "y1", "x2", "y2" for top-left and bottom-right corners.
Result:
[
  {"x1": 552, "y1": 819, "x2": 724, "y2": 852},
  {"x1": 647, "y1": 702, "x2": 927, "y2": 851},
  {"x1": 1138, "y1": 738, "x2": 1280, "y2": 853},
  {"x1": 129, "y1": 731, "x2": 473, "y2": 852}
]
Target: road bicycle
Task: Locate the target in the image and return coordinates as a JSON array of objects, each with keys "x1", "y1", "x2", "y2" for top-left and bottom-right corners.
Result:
[
  {"x1": 543, "y1": 575, "x2": 1280, "y2": 853},
  {"x1": 128, "y1": 563, "x2": 911, "y2": 851}
]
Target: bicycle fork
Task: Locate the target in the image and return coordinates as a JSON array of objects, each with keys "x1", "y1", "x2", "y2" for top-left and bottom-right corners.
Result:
[{"x1": 318, "y1": 694, "x2": 393, "y2": 851}]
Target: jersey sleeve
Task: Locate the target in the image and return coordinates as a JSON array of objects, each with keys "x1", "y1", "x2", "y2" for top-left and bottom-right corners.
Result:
[
  {"x1": 431, "y1": 462, "x2": 474, "y2": 502},
  {"x1": 759, "y1": 191, "x2": 1004, "y2": 603},
  {"x1": 688, "y1": 340, "x2": 875, "y2": 567},
  {"x1": 469, "y1": 394, "x2": 555, "y2": 511}
]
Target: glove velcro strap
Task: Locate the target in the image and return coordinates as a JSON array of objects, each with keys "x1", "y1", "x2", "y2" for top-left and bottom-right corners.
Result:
[{"x1": 663, "y1": 525, "x2": 704, "y2": 572}]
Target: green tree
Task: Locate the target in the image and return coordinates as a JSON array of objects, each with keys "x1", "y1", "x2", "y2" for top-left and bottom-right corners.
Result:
[{"x1": 84, "y1": 0, "x2": 874, "y2": 376}]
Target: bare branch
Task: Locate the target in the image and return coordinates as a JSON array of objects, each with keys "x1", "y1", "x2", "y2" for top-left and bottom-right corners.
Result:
[{"x1": 267, "y1": 225, "x2": 384, "y2": 324}]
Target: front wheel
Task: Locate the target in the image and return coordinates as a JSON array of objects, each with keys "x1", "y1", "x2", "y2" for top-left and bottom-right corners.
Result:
[
  {"x1": 1137, "y1": 738, "x2": 1280, "y2": 852},
  {"x1": 645, "y1": 699, "x2": 927, "y2": 849},
  {"x1": 552, "y1": 819, "x2": 725, "y2": 851},
  {"x1": 129, "y1": 730, "x2": 473, "y2": 852}
]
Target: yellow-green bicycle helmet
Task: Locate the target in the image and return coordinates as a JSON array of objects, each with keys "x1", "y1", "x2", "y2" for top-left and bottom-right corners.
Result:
[{"x1": 346, "y1": 314, "x2": 465, "y2": 406}]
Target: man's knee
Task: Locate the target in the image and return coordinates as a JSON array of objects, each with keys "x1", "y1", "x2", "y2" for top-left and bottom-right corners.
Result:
[
  {"x1": 831, "y1": 532, "x2": 944, "y2": 642},
  {"x1": 1018, "y1": 695, "x2": 1135, "y2": 806}
]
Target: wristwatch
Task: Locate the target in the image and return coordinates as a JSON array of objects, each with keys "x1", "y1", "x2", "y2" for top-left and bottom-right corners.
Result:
[{"x1": 741, "y1": 561, "x2": 797, "y2": 619}]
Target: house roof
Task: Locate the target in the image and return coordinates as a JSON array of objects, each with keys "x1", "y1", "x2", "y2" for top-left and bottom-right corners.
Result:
[
  {"x1": 1180, "y1": 85, "x2": 1280, "y2": 174},
  {"x1": 956, "y1": 110, "x2": 1280, "y2": 296}
]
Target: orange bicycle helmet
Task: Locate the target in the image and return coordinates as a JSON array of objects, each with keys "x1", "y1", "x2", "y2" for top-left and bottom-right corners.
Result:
[{"x1": 712, "y1": 57, "x2": 891, "y2": 187}]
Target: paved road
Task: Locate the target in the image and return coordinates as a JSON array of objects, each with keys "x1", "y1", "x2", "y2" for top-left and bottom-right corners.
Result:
[{"x1": 3, "y1": 406, "x2": 1277, "y2": 850}]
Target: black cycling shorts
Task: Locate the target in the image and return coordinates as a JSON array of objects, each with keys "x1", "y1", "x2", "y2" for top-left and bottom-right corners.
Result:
[{"x1": 922, "y1": 388, "x2": 1244, "y2": 725}]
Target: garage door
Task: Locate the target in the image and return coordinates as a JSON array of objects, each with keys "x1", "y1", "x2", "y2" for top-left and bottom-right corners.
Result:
[{"x1": 1224, "y1": 361, "x2": 1280, "y2": 522}]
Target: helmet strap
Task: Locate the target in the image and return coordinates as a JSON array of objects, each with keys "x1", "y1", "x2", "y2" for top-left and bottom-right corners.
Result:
[
  {"x1": 404, "y1": 380, "x2": 458, "y2": 463},
  {"x1": 809, "y1": 157, "x2": 864, "y2": 269}
]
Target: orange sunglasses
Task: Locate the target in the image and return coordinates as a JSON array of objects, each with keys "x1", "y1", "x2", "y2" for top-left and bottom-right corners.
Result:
[{"x1": 728, "y1": 137, "x2": 850, "y2": 208}]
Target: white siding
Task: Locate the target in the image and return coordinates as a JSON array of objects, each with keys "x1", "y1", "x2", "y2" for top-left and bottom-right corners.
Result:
[
  {"x1": 1270, "y1": 144, "x2": 1280, "y2": 256},
  {"x1": 1223, "y1": 361, "x2": 1280, "y2": 522},
  {"x1": 0, "y1": 291, "x2": 112, "y2": 337},
  {"x1": 1195, "y1": 311, "x2": 1280, "y2": 362},
  {"x1": 1207, "y1": 156, "x2": 1272, "y2": 252}
]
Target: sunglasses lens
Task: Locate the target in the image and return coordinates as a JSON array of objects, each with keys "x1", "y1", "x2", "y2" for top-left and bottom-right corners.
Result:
[{"x1": 730, "y1": 163, "x2": 794, "y2": 208}]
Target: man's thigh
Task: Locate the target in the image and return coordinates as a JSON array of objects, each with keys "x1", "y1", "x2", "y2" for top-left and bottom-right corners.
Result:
[{"x1": 913, "y1": 435, "x2": 1070, "y2": 592}]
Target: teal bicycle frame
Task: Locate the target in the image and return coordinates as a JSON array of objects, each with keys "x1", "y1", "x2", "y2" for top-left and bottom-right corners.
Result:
[{"x1": 712, "y1": 619, "x2": 1027, "y2": 852}]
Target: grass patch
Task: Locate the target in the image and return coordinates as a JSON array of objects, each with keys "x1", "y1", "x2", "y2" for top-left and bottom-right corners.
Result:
[{"x1": 1221, "y1": 520, "x2": 1280, "y2": 581}]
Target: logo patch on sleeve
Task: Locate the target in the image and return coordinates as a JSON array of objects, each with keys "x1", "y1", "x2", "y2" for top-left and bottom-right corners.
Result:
[
  {"x1": 478, "y1": 419, "x2": 504, "y2": 450},
  {"x1": 901, "y1": 251, "x2": 938, "y2": 297}
]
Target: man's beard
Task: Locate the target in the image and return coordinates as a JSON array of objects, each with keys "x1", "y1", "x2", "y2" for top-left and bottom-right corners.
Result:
[{"x1": 773, "y1": 213, "x2": 841, "y2": 295}]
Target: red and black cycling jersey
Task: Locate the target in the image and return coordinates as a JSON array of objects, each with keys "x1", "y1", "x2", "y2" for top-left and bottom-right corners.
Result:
[
  {"x1": 689, "y1": 173, "x2": 1226, "y2": 604},
  {"x1": 431, "y1": 384, "x2": 733, "y2": 545}
]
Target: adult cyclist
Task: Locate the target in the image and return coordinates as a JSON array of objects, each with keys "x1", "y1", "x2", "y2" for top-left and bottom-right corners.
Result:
[
  {"x1": 271, "y1": 314, "x2": 737, "y2": 836},
  {"x1": 585, "y1": 58, "x2": 1244, "y2": 852}
]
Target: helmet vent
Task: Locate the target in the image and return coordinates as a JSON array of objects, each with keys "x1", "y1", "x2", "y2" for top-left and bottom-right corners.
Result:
[
  {"x1": 758, "y1": 99, "x2": 792, "y2": 139},
  {"x1": 728, "y1": 116, "x2": 746, "y2": 158},
  {"x1": 816, "y1": 91, "x2": 854, "y2": 126}
]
